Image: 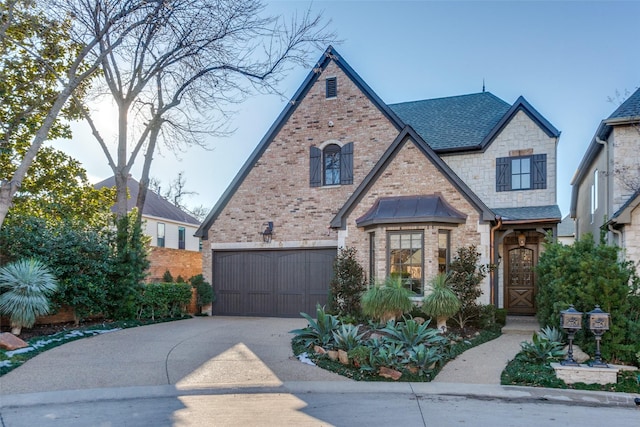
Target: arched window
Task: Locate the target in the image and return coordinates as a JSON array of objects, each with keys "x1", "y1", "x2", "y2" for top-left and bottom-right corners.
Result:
[{"x1": 323, "y1": 144, "x2": 341, "y2": 185}]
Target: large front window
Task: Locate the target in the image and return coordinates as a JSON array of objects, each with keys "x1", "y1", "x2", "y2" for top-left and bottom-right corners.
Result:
[{"x1": 388, "y1": 232, "x2": 423, "y2": 295}]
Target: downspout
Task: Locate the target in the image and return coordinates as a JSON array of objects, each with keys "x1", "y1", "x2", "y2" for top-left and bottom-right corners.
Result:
[
  {"x1": 490, "y1": 216, "x2": 502, "y2": 306},
  {"x1": 608, "y1": 224, "x2": 622, "y2": 250}
]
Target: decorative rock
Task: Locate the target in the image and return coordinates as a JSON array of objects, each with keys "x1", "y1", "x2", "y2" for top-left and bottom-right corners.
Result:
[
  {"x1": 338, "y1": 349, "x2": 349, "y2": 365},
  {"x1": 563, "y1": 345, "x2": 590, "y2": 363},
  {"x1": 379, "y1": 366, "x2": 402, "y2": 380},
  {"x1": 314, "y1": 345, "x2": 327, "y2": 355},
  {"x1": 0, "y1": 332, "x2": 28, "y2": 351},
  {"x1": 413, "y1": 317, "x2": 426, "y2": 325},
  {"x1": 327, "y1": 350, "x2": 339, "y2": 361}
]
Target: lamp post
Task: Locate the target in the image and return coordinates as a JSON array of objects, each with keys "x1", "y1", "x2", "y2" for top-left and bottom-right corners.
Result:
[
  {"x1": 588, "y1": 305, "x2": 610, "y2": 368},
  {"x1": 560, "y1": 305, "x2": 582, "y2": 366}
]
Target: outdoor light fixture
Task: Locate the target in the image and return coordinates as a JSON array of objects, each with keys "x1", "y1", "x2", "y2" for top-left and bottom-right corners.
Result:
[
  {"x1": 260, "y1": 221, "x2": 274, "y2": 243},
  {"x1": 518, "y1": 232, "x2": 526, "y2": 247},
  {"x1": 587, "y1": 305, "x2": 610, "y2": 367},
  {"x1": 560, "y1": 304, "x2": 582, "y2": 366}
]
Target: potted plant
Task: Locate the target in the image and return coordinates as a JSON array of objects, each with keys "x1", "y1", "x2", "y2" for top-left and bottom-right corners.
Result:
[
  {"x1": 361, "y1": 276, "x2": 414, "y2": 323},
  {"x1": 421, "y1": 273, "x2": 461, "y2": 333}
]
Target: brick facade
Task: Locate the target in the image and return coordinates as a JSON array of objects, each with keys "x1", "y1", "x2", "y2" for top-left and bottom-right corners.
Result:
[{"x1": 147, "y1": 246, "x2": 202, "y2": 282}]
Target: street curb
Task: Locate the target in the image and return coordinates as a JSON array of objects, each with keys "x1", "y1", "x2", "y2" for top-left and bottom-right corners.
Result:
[{"x1": 1, "y1": 381, "x2": 638, "y2": 410}]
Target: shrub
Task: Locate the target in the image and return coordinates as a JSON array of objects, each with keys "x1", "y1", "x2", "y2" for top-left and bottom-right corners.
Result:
[
  {"x1": 328, "y1": 247, "x2": 367, "y2": 317},
  {"x1": 137, "y1": 282, "x2": 192, "y2": 320},
  {"x1": 421, "y1": 273, "x2": 461, "y2": 332},
  {"x1": 361, "y1": 276, "x2": 414, "y2": 323},
  {"x1": 162, "y1": 270, "x2": 174, "y2": 283},
  {"x1": 0, "y1": 258, "x2": 58, "y2": 335},
  {"x1": 536, "y1": 233, "x2": 640, "y2": 364},
  {"x1": 190, "y1": 274, "x2": 215, "y2": 314},
  {"x1": 447, "y1": 245, "x2": 490, "y2": 329}
]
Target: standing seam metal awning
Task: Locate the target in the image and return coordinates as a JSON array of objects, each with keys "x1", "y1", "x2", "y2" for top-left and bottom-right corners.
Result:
[{"x1": 356, "y1": 195, "x2": 467, "y2": 227}]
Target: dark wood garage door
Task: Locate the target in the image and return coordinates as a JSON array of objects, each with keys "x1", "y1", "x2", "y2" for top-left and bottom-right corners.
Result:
[{"x1": 212, "y1": 248, "x2": 336, "y2": 317}]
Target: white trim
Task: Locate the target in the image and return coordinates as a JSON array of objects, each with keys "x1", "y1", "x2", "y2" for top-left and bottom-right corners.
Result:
[{"x1": 318, "y1": 139, "x2": 344, "y2": 150}]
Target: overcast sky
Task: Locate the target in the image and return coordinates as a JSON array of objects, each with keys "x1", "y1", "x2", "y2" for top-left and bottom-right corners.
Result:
[{"x1": 56, "y1": 0, "x2": 640, "y2": 218}]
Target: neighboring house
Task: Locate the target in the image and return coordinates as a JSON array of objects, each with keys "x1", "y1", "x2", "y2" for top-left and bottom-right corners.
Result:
[
  {"x1": 196, "y1": 46, "x2": 561, "y2": 317},
  {"x1": 557, "y1": 215, "x2": 576, "y2": 246},
  {"x1": 96, "y1": 176, "x2": 202, "y2": 281},
  {"x1": 570, "y1": 87, "x2": 640, "y2": 270}
]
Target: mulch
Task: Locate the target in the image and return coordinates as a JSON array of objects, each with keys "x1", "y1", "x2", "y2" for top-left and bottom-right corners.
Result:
[{"x1": 0, "y1": 319, "x2": 114, "y2": 342}]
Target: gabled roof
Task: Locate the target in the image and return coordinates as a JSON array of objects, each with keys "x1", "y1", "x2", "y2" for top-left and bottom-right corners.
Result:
[
  {"x1": 610, "y1": 188, "x2": 640, "y2": 225},
  {"x1": 195, "y1": 45, "x2": 404, "y2": 238},
  {"x1": 557, "y1": 215, "x2": 575, "y2": 238},
  {"x1": 330, "y1": 126, "x2": 495, "y2": 229},
  {"x1": 95, "y1": 176, "x2": 200, "y2": 226},
  {"x1": 356, "y1": 194, "x2": 467, "y2": 228},
  {"x1": 389, "y1": 93, "x2": 560, "y2": 153},
  {"x1": 570, "y1": 87, "x2": 640, "y2": 217},
  {"x1": 492, "y1": 205, "x2": 562, "y2": 223}
]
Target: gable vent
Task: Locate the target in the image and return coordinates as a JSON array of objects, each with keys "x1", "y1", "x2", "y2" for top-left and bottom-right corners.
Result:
[{"x1": 326, "y1": 77, "x2": 337, "y2": 98}]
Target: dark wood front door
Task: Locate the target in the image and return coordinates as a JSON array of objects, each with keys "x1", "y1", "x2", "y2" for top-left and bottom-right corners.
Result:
[{"x1": 505, "y1": 246, "x2": 537, "y2": 315}]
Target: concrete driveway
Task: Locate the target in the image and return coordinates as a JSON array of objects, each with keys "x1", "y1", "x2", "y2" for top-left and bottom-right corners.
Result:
[{"x1": 0, "y1": 316, "x2": 347, "y2": 395}]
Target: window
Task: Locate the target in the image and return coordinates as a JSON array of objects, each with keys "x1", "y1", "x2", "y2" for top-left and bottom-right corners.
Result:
[
  {"x1": 157, "y1": 223, "x2": 165, "y2": 248},
  {"x1": 326, "y1": 77, "x2": 337, "y2": 98},
  {"x1": 369, "y1": 232, "x2": 376, "y2": 285},
  {"x1": 309, "y1": 142, "x2": 353, "y2": 187},
  {"x1": 178, "y1": 226, "x2": 185, "y2": 250},
  {"x1": 388, "y1": 232, "x2": 423, "y2": 295},
  {"x1": 591, "y1": 169, "x2": 599, "y2": 224},
  {"x1": 438, "y1": 230, "x2": 450, "y2": 273},
  {"x1": 496, "y1": 154, "x2": 546, "y2": 192}
]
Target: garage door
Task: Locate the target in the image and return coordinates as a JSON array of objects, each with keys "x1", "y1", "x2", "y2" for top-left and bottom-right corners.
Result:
[{"x1": 212, "y1": 248, "x2": 336, "y2": 317}]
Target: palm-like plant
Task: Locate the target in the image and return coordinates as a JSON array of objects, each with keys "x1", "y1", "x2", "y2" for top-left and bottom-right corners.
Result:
[
  {"x1": 421, "y1": 273, "x2": 461, "y2": 333},
  {"x1": 361, "y1": 276, "x2": 414, "y2": 323},
  {"x1": 0, "y1": 258, "x2": 58, "y2": 335}
]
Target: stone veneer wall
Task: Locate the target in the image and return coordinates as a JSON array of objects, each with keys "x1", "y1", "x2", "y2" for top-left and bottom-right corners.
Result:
[
  {"x1": 202, "y1": 60, "x2": 400, "y2": 285},
  {"x1": 443, "y1": 110, "x2": 558, "y2": 209}
]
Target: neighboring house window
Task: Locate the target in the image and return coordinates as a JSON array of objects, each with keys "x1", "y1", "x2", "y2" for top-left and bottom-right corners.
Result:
[
  {"x1": 326, "y1": 77, "x2": 337, "y2": 98},
  {"x1": 591, "y1": 169, "x2": 599, "y2": 224},
  {"x1": 309, "y1": 142, "x2": 353, "y2": 187},
  {"x1": 178, "y1": 226, "x2": 185, "y2": 250},
  {"x1": 496, "y1": 154, "x2": 546, "y2": 191},
  {"x1": 438, "y1": 230, "x2": 450, "y2": 273},
  {"x1": 369, "y1": 232, "x2": 376, "y2": 285},
  {"x1": 388, "y1": 231, "x2": 423, "y2": 295},
  {"x1": 157, "y1": 223, "x2": 165, "y2": 247}
]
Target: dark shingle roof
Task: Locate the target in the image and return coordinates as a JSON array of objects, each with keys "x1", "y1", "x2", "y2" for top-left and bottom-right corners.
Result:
[
  {"x1": 95, "y1": 176, "x2": 200, "y2": 225},
  {"x1": 492, "y1": 205, "x2": 562, "y2": 222},
  {"x1": 388, "y1": 92, "x2": 511, "y2": 151},
  {"x1": 608, "y1": 87, "x2": 640, "y2": 119},
  {"x1": 557, "y1": 215, "x2": 575, "y2": 237}
]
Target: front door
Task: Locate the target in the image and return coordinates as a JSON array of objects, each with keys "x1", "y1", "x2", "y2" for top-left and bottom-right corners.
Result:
[{"x1": 505, "y1": 245, "x2": 537, "y2": 315}]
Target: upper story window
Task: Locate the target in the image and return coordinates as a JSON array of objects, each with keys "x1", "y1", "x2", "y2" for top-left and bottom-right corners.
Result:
[
  {"x1": 496, "y1": 154, "x2": 546, "y2": 192},
  {"x1": 309, "y1": 142, "x2": 353, "y2": 187},
  {"x1": 326, "y1": 77, "x2": 337, "y2": 98},
  {"x1": 157, "y1": 223, "x2": 165, "y2": 247},
  {"x1": 178, "y1": 226, "x2": 186, "y2": 250},
  {"x1": 591, "y1": 169, "x2": 598, "y2": 224}
]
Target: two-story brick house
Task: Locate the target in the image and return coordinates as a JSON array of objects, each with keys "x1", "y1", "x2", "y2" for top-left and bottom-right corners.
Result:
[
  {"x1": 570, "y1": 87, "x2": 640, "y2": 271},
  {"x1": 196, "y1": 46, "x2": 561, "y2": 317}
]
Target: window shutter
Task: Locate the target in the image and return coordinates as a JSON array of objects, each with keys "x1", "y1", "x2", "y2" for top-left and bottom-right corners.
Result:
[
  {"x1": 340, "y1": 142, "x2": 353, "y2": 185},
  {"x1": 532, "y1": 154, "x2": 547, "y2": 189},
  {"x1": 310, "y1": 146, "x2": 321, "y2": 187},
  {"x1": 496, "y1": 157, "x2": 511, "y2": 192}
]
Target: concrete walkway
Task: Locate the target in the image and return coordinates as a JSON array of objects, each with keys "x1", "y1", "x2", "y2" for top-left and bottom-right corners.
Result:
[{"x1": 434, "y1": 316, "x2": 538, "y2": 384}]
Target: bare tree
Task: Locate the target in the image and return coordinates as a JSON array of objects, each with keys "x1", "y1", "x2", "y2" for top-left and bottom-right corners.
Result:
[
  {"x1": 80, "y1": 0, "x2": 334, "y2": 221},
  {"x1": 0, "y1": 0, "x2": 167, "y2": 228}
]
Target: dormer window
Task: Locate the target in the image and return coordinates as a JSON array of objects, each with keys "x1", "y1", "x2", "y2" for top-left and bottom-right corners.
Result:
[
  {"x1": 326, "y1": 77, "x2": 337, "y2": 98},
  {"x1": 309, "y1": 142, "x2": 353, "y2": 187}
]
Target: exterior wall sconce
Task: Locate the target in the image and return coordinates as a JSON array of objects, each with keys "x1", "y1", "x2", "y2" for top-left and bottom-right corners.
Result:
[
  {"x1": 560, "y1": 304, "x2": 582, "y2": 366},
  {"x1": 260, "y1": 221, "x2": 274, "y2": 243},
  {"x1": 518, "y1": 232, "x2": 526, "y2": 247},
  {"x1": 588, "y1": 305, "x2": 610, "y2": 367}
]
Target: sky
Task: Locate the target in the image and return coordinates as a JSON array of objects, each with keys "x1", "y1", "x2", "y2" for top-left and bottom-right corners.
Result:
[{"x1": 54, "y1": 0, "x2": 640, "y2": 219}]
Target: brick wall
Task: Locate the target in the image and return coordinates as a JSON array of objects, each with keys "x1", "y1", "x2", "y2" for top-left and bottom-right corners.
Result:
[
  {"x1": 202, "y1": 60, "x2": 400, "y2": 284},
  {"x1": 147, "y1": 246, "x2": 202, "y2": 282}
]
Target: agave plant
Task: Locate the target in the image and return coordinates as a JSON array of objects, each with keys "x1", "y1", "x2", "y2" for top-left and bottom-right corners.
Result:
[
  {"x1": 290, "y1": 304, "x2": 340, "y2": 349},
  {"x1": 421, "y1": 273, "x2": 461, "y2": 333},
  {"x1": 0, "y1": 258, "x2": 58, "y2": 335},
  {"x1": 519, "y1": 330, "x2": 565, "y2": 363},
  {"x1": 332, "y1": 324, "x2": 365, "y2": 351},
  {"x1": 361, "y1": 276, "x2": 414, "y2": 323},
  {"x1": 381, "y1": 318, "x2": 442, "y2": 347},
  {"x1": 403, "y1": 343, "x2": 444, "y2": 377}
]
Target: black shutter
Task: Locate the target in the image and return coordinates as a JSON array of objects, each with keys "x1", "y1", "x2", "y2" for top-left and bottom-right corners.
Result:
[
  {"x1": 532, "y1": 154, "x2": 547, "y2": 189},
  {"x1": 496, "y1": 157, "x2": 511, "y2": 192},
  {"x1": 310, "y1": 146, "x2": 321, "y2": 187},
  {"x1": 340, "y1": 142, "x2": 353, "y2": 185}
]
